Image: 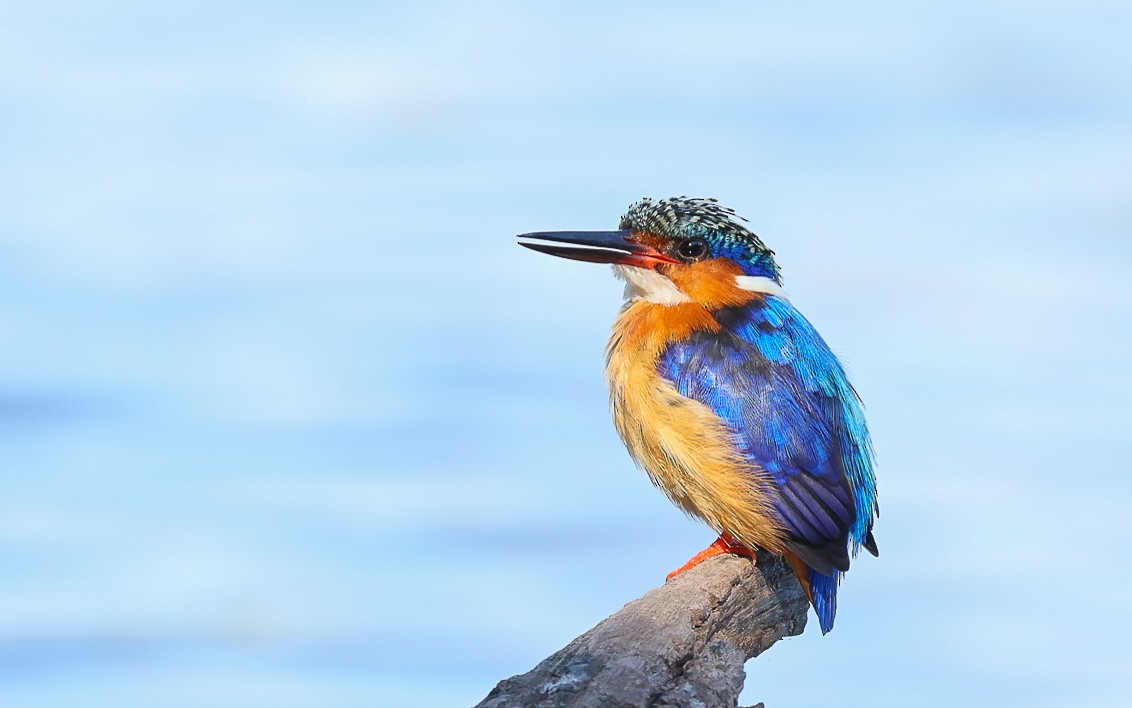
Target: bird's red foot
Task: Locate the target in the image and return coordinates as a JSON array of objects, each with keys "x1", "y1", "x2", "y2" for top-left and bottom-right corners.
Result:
[{"x1": 666, "y1": 534, "x2": 756, "y2": 581}]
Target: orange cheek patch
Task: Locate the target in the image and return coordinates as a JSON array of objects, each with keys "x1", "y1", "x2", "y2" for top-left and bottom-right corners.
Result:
[{"x1": 663, "y1": 259, "x2": 755, "y2": 309}]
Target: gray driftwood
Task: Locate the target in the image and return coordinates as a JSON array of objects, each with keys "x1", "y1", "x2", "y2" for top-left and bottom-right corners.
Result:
[{"x1": 476, "y1": 551, "x2": 808, "y2": 708}]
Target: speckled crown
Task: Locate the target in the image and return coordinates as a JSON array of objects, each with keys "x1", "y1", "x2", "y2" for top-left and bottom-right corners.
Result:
[{"x1": 618, "y1": 197, "x2": 773, "y2": 256}]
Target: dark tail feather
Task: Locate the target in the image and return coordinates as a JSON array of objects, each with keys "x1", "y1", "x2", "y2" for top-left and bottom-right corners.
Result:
[
  {"x1": 864, "y1": 530, "x2": 879, "y2": 556},
  {"x1": 809, "y1": 569, "x2": 839, "y2": 634}
]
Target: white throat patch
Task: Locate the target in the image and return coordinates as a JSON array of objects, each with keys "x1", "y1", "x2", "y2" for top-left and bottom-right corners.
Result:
[{"x1": 613, "y1": 265, "x2": 691, "y2": 305}]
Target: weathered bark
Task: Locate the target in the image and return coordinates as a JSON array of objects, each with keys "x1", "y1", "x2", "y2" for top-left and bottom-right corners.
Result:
[{"x1": 476, "y1": 551, "x2": 808, "y2": 708}]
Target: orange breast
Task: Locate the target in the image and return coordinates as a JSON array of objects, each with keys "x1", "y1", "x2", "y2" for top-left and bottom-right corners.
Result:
[{"x1": 604, "y1": 300, "x2": 786, "y2": 553}]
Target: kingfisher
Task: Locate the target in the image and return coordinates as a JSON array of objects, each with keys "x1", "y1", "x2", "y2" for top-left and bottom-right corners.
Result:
[{"x1": 518, "y1": 197, "x2": 878, "y2": 634}]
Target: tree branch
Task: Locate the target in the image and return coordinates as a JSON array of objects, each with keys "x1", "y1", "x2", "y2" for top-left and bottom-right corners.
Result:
[{"x1": 476, "y1": 551, "x2": 809, "y2": 708}]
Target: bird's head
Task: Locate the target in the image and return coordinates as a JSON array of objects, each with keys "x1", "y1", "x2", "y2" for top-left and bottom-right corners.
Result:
[{"x1": 519, "y1": 197, "x2": 782, "y2": 308}]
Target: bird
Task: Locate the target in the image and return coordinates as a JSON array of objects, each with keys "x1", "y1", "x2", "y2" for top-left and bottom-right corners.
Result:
[{"x1": 517, "y1": 196, "x2": 878, "y2": 634}]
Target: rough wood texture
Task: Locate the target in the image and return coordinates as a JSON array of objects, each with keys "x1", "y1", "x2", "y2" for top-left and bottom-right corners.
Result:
[{"x1": 476, "y1": 551, "x2": 808, "y2": 708}]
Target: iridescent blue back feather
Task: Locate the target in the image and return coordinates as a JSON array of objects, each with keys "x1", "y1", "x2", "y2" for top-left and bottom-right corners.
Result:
[{"x1": 658, "y1": 295, "x2": 878, "y2": 633}]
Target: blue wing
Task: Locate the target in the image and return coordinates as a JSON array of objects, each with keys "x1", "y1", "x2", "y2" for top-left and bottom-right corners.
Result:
[{"x1": 659, "y1": 296, "x2": 878, "y2": 631}]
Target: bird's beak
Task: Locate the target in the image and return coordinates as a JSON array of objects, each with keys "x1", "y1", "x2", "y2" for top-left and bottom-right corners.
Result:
[{"x1": 517, "y1": 230, "x2": 679, "y2": 268}]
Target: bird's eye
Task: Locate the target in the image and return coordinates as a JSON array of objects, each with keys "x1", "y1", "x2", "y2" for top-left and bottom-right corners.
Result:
[{"x1": 677, "y1": 239, "x2": 708, "y2": 260}]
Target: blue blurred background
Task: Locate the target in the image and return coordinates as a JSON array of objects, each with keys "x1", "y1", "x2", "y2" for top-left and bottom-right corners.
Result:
[{"x1": 2, "y1": 2, "x2": 1130, "y2": 706}]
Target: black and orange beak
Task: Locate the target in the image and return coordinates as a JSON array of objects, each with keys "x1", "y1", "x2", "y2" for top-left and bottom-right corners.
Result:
[{"x1": 518, "y1": 230, "x2": 679, "y2": 269}]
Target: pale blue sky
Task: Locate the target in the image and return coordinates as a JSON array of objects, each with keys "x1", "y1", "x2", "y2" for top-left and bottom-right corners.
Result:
[{"x1": 1, "y1": 2, "x2": 1130, "y2": 706}]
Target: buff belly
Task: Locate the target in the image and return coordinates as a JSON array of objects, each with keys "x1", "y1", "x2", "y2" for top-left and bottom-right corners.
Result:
[{"x1": 605, "y1": 300, "x2": 785, "y2": 554}]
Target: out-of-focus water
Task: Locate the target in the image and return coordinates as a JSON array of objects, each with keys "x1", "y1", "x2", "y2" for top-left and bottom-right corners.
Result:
[{"x1": 1, "y1": 2, "x2": 1130, "y2": 706}]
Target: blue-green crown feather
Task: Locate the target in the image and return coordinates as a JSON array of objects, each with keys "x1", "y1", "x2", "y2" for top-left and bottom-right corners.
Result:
[{"x1": 619, "y1": 197, "x2": 781, "y2": 282}]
